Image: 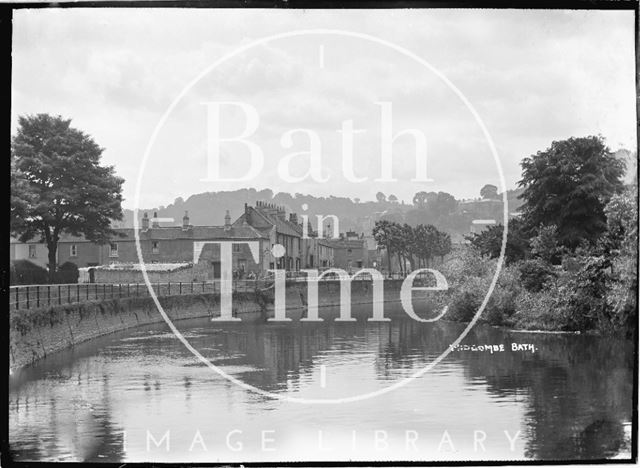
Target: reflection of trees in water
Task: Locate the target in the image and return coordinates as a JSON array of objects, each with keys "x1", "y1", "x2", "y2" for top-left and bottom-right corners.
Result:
[
  {"x1": 207, "y1": 322, "x2": 336, "y2": 391},
  {"x1": 458, "y1": 329, "x2": 633, "y2": 460},
  {"x1": 206, "y1": 316, "x2": 633, "y2": 460}
]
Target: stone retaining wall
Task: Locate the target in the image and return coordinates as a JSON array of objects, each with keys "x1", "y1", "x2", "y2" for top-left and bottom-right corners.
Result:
[{"x1": 11, "y1": 279, "x2": 416, "y2": 369}]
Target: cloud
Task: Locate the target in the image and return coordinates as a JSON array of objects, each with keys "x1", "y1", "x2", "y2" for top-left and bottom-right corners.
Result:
[{"x1": 12, "y1": 8, "x2": 636, "y2": 207}]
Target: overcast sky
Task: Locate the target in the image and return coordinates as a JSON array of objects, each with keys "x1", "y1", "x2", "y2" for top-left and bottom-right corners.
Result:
[{"x1": 12, "y1": 8, "x2": 636, "y2": 209}]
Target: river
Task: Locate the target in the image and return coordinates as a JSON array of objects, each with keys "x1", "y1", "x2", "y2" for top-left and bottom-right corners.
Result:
[{"x1": 9, "y1": 303, "x2": 634, "y2": 462}]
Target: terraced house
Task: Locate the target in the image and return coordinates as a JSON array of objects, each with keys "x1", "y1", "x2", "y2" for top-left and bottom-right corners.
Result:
[
  {"x1": 10, "y1": 203, "x2": 336, "y2": 281},
  {"x1": 234, "y1": 201, "x2": 304, "y2": 271}
]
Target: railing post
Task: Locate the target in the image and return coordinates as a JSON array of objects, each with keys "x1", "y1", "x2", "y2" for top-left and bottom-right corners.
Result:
[
  {"x1": 202, "y1": 281, "x2": 205, "y2": 293},
  {"x1": 136, "y1": 283, "x2": 139, "y2": 297},
  {"x1": 58, "y1": 285, "x2": 61, "y2": 305},
  {"x1": 119, "y1": 283, "x2": 122, "y2": 298},
  {"x1": 168, "y1": 282, "x2": 171, "y2": 295},
  {"x1": 16, "y1": 287, "x2": 19, "y2": 310},
  {"x1": 179, "y1": 282, "x2": 182, "y2": 295},
  {"x1": 48, "y1": 286, "x2": 51, "y2": 306},
  {"x1": 128, "y1": 283, "x2": 130, "y2": 297},
  {"x1": 26, "y1": 286, "x2": 29, "y2": 309},
  {"x1": 86, "y1": 283, "x2": 89, "y2": 300},
  {"x1": 68, "y1": 285, "x2": 71, "y2": 304},
  {"x1": 36, "y1": 286, "x2": 40, "y2": 308},
  {"x1": 191, "y1": 281, "x2": 193, "y2": 294},
  {"x1": 77, "y1": 284, "x2": 80, "y2": 302}
]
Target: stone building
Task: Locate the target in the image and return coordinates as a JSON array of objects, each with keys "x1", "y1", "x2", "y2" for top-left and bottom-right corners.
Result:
[
  {"x1": 104, "y1": 211, "x2": 269, "y2": 278},
  {"x1": 10, "y1": 204, "x2": 338, "y2": 281},
  {"x1": 233, "y1": 201, "x2": 304, "y2": 271},
  {"x1": 325, "y1": 235, "x2": 369, "y2": 273}
]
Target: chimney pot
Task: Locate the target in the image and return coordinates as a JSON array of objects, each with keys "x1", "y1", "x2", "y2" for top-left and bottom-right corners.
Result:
[
  {"x1": 141, "y1": 212, "x2": 149, "y2": 230},
  {"x1": 224, "y1": 210, "x2": 231, "y2": 231}
]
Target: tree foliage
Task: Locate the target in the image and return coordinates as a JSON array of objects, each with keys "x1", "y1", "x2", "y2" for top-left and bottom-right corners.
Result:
[
  {"x1": 480, "y1": 184, "x2": 499, "y2": 200},
  {"x1": 373, "y1": 220, "x2": 452, "y2": 274},
  {"x1": 11, "y1": 114, "x2": 124, "y2": 281},
  {"x1": 518, "y1": 136, "x2": 625, "y2": 248},
  {"x1": 466, "y1": 218, "x2": 530, "y2": 264}
]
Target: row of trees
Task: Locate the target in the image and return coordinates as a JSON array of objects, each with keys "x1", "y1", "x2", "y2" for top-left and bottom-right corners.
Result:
[{"x1": 372, "y1": 220, "x2": 452, "y2": 275}]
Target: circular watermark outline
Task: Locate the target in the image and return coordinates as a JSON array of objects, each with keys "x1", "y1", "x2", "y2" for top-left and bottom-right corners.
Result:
[{"x1": 133, "y1": 29, "x2": 509, "y2": 405}]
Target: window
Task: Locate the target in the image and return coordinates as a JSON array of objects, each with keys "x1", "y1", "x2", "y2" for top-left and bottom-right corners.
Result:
[
  {"x1": 70, "y1": 244, "x2": 77, "y2": 257},
  {"x1": 109, "y1": 243, "x2": 119, "y2": 257},
  {"x1": 152, "y1": 241, "x2": 159, "y2": 254},
  {"x1": 28, "y1": 245, "x2": 37, "y2": 258}
]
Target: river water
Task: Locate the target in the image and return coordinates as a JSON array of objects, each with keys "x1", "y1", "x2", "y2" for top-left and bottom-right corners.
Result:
[{"x1": 9, "y1": 303, "x2": 634, "y2": 462}]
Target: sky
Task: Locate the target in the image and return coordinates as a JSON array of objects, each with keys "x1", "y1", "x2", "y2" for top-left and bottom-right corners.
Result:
[{"x1": 12, "y1": 8, "x2": 637, "y2": 209}]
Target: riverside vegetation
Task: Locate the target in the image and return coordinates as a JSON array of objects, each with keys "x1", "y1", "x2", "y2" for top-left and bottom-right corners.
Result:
[
  {"x1": 442, "y1": 137, "x2": 637, "y2": 337},
  {"x1": 375, "y1": 136, "x2": 637, "y2": 337}
]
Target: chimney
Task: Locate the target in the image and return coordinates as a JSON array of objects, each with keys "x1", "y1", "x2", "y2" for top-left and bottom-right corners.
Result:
[
  {"x1": 141, "y1": 212, "x2": 149, "y2": 230},
  {"x1": 182, "y1": 210, "x2": 190, "y2": 230},
  {"x1": 224, "y1": 210, "x2": 231, "y2": 231},
  {"x1": 152, "y1": 211, "x2": 158, "y2": 227},
  {"x1": 289, "y1": 213, "x2": 298, "y2": 224}
]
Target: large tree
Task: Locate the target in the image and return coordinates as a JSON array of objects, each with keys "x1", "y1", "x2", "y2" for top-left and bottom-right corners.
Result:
[
  {"x1": 480, "y1": 184, "x2": 499, "y2": 200},
  {"x1": 11, "y1": 114, "x2": 124, "y2": 282},
  {"x1": 518, "y1": 136, "x2": 625, "y2": 248}
]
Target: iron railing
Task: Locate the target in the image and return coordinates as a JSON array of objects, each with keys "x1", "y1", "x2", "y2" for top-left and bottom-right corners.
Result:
[
  {"x1": 9, "y1": 273, "x2": 409, "y2": 311},
  {"x1": 9, "y1": 279, "x2": 264, "y2": 311}
]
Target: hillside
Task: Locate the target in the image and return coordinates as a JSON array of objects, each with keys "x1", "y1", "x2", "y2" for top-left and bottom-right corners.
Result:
[{"x1": 120, "y1": 186, "x2": 525, "y2": 239}]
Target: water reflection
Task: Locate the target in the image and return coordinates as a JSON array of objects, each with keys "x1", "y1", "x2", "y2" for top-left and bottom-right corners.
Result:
[{"x1": 9, "y1": 304, "x2": 634, "y2": 462}]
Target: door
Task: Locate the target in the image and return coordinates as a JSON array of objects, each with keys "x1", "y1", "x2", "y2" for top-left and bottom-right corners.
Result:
[{"x1": 212, "y1": 261, "x2": 221, "y2": 279}]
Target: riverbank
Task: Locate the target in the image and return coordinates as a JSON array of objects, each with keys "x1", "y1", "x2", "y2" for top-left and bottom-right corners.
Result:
[
  {"x1": 433, "y1": 244, "x2": 637, "y2": 337},
  {"x1": 10, "y1": 279, "x2": 411, "y2": 369}
]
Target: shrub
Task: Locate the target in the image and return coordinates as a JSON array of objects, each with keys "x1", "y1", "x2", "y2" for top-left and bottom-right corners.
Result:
[
  {"x1": 55, "y1": 261, "x2": 79, "y2": 284},
  {"x1": 445, "y1": 276, "x2": 487, "y2": 322},
  {"x1": 485, "y1": 265, "x2": 521, "y2": 326},
  {"x1": 10, "y1": 260, "x2": 48, "y2": 285},
  {"x1": 519, "y1": 259, "x2": 556, "y2": 292},
  {"x1": 512, "y1": 287, "x2": 572, "y2": 331}
]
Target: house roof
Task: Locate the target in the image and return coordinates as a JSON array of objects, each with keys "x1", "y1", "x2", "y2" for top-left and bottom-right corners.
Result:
[
  {"x1": 12, "y1": 225, "x2": 268, "y2": 245},
  {"x1": 114, "y1": 225, "x2": 268, "y2": 241},
  {"x1": 246, "y1": 207, "x2": 303, "y2": 237}
]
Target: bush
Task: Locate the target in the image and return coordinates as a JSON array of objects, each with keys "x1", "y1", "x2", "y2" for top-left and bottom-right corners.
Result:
[
  {"x1": 512, "y1": 287, "x2": 572, "y2": 331},
  {"x1": 10, "y1": 260, "x2": 48, "y2": 285},
  {"x1": 519, "y1": 258, "x2": 557, "y2": 292},
  {"x1": 55, "y1": 261, "x2": 79, "y2": 284},
  {"x1": 485, "y1": 265, "x2": 521, "y2": 326},
  {"x1": 445, "y1": 276, "x2": 487, "y2": 322}
]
